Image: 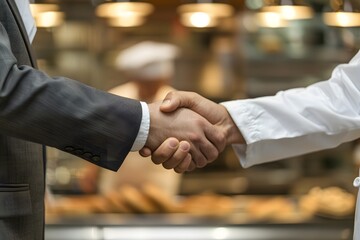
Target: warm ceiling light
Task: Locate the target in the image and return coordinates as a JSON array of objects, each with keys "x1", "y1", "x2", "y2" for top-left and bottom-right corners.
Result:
[
  {"x1": 95, "y1": 2, "x2": 154, "y2": 18},
  {"x1": 190, "y1": 12, "x2": 211, "y2": 27},
  {"x1": 262, "y1": 5, "x2": 313, "y2": 20},
  {"x1": 96, "y1": 2, "x2": 153, "y2": 27},
  {"x1": 30, "y1": 3, "x2": 59, "y2": 17},
  {"x1": 177, "y1": 3, "x2": 234, "y2": 18},
  {"x1": 35, "y1": 11, "x2": 65, "y2": 28},
  {"x1": 323, "y1": 12, "x2": 360, "y2": 27},
  {"x1": 30, "y1": 3, "x2": 64, "y2": 28},
  {"x1": 180, "y1": 12, "x2": 218, "y2": 28},
  {"x1": 177, "y1": 3, "x2": 234, "y2": 28},
  {"x1": 255, "y1": 12, "x2": 289, "y2": 28},
  {"x1": 108, "y1": 14, "x2": 145, "y2": 27},
  {"x1": 323, "y1": 0, "x2": 360, "y2": 27},
  {"x1": 261, "y1": 0, "x2": 314, "y2": 20}
]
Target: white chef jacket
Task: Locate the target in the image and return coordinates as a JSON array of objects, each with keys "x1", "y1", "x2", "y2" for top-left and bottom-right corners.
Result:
[
  {"x1": 222, "y1": 50, "x2": 360, "y2": 239},
  {"x1": 223, "y1": 50, "x2": 360, "y2": 167}
]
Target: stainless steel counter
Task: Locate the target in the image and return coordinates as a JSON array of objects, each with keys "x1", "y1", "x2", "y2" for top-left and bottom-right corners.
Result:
[{"x1": 45, "y1": 214, "x2": 354, "y2": 240}]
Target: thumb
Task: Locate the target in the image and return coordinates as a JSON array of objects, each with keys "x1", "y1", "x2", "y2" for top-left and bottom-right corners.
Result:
[
  {"x1": 160, "y1": 91, "x2": 182, "y2": 113},
  {"x1": 160, "y1": 91, "x2": 197, "y2": 113},
  {"x1": 139, "y1": 147, "x2": 152, "y2": 157},
  {"x1": 161, "y1": 91, "x2": 220, "y2": 124}
]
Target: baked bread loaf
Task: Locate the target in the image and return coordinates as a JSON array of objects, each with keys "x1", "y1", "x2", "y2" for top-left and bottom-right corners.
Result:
[
  {"x1": 299, "y1": 186, "x2": 355, "y2": 218},
  {"x1": 141, "y1": 183, "x2": 180, "y2": 213}
]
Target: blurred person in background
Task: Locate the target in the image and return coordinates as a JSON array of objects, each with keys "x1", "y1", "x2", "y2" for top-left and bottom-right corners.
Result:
[{"x1": 81, "y1": 41, "x2": 182, "y2": 197}]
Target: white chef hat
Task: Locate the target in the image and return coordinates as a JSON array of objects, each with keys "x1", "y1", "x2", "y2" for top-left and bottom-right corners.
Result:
[{"x1": 115, "y1": 41, "x2": 180, "y2": 80}]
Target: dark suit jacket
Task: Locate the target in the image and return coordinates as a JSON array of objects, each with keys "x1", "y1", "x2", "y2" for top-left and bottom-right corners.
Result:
[{"x1": 0, "y1": 1, "x2": 142, "y2": 239}]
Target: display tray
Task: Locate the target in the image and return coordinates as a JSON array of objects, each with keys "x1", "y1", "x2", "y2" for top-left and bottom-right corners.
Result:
[
  {"x1": 45, "y1": 214, "x2": 354, "y2": 240},
  {"x1": 45, "y1": 193, "x2": 355, "y2": 239}
]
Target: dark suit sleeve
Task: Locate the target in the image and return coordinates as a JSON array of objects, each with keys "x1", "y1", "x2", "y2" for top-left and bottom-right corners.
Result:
[{"x1": 0, "y1": 23, "x2": 142, "y2": 171}]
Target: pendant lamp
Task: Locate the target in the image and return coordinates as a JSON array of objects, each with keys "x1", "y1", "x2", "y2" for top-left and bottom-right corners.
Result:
[
  {"x1": 177, "y1": 1, "x2": 234, "y2": 28},
  {"x1": 95, "y1": 1, "x2": 154, "y2": 27},
  {"x1": 30, "y1": 3, "x2": 64, "y2": 28},
  {"x1": 261, "y1": 0, "x2": 314, "y2": 20},
  {"x1": 323, "y1": 0, "x2": 360, "y2": 27}
]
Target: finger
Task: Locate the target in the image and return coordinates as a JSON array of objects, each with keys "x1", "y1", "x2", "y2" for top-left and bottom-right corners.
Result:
[
  {"x1": 199, "y1": 123, "x2": 221, "y2": 163},
  {"x1": 160, "y1": 91, "x2": 181, "y2": 112},
  {"x1": 150, "y1": 138, "x2": 180, "y2": 165},
  {"x1": 160, "y1": 91, "x2": 218, "y2": 121},
  {"x1": 189, "y1": 145, "x2": 208, "y2": 168},
  {"x1": 139, "y1": 147, "x2": 152, "y2": 157},
  {"x1": 187, "y1": 161, "x2": 196, "y2": 171},
  {"x1": 174, "y1": 153, "x2": 192, "y2": 173},
  {"x1": 162, "y1": 141, "x2": 190, "y2": 170},
  {"x1": 199, "y1": 141, "x2": 219, "y2": 164},
  {"x1": 204, "y1": 124, "x2": 227, "y2": 153},
  {"x1": 188, "y1": 123, "x2": 219, "y2": 167},
  {"x1": 160, "y1": 91, "x2": 197, "y2": 113}
]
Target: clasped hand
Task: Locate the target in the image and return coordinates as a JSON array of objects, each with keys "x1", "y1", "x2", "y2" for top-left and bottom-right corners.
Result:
[{"x1": 141, "y1": 91, "x2": 244, "y2": 173}]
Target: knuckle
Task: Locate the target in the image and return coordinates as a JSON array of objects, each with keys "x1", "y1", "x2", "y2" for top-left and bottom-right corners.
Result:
[
  {"x1": 208, "y1": 149, "x2": 219, "y2": 162},
  {"x1": 195, "y1": 157, "x2": 207, "y2": 168},
  {"x1": 189, "y1": 133, "x2": 201, "y2": 143},
  {"x1": 208, "y1": 128, "x2": 226, "y2": 152},
  {"x1": 216, "y1": 132, "x2": 227, "y2": 151},
  {"x1": 167, "y1": 91, "x2": 175, "y2": 97}
]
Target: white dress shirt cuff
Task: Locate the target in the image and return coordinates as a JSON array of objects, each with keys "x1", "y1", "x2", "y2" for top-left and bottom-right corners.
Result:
[
  {"x1": 15, "y1": 0, "x2": 37, "y2": 43},
  {"x1": 131, "y1": 101, "x2": 150, "y2": 151}
]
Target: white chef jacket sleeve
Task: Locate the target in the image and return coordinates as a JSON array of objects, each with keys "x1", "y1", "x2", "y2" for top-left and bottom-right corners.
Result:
[{"x1": 221, "y1": 50, "x2": 360, "y2": 168}]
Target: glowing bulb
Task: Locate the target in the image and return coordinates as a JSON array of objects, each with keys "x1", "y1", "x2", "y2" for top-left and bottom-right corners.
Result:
[
  {"x1": 337, "y1": 12, "x2": 351, "y2": 26},
  {"x1": 189, "y1": 12, "x2": 211, "y2": 28},
  {"x1": 35, "y1": 11, "x2": 64, "y2": 28},
  {"x1": 323, "y1": 12, "x2": 360, "y2": 27},
  {"x1": 255, "y1": 12, "x2": 288, "y2": 28},
  {"x1": 262, "y1": 5, "x2": 314, "y2": 20},
  {"x1": 281, "y1": 6, "x2": 296, "y2": 19}
]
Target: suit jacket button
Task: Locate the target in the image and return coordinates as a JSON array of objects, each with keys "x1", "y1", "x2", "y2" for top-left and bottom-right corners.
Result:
[
  {"x1": 91, "y1": 155, "x2": 100, "y2": 162},
  {"x1": 74, "y1": 149, "x2": 84, "y2": 155},
  {"x1": 64, "y1": 146, "x2": 74, "y2": 152},
  {"x1": 83, "y1": 152, "x2": 93, "y2": 159}
]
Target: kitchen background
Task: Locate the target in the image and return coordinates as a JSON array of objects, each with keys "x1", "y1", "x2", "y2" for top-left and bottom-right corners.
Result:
[{"x1": 29, "y1": 0, "x2": 360, "y2": 239}]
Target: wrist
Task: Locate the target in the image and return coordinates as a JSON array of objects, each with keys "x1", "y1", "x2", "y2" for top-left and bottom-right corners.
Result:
[
  {"x1": 221, "y1": 107, "x2": 245, "y2": 145},
  {"x1": 145, "y1": 102, "x2": 159, "y2": 149}
]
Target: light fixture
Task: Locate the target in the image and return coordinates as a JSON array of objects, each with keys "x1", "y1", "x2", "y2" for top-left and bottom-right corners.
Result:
[
  {"x1": 30, "y1": 3, "x2": 64, "y2": 28},
  {"x1": 177, "y1": 2, "x2": 234, "y2": 28},
  {"x1": 180, "y1": 12, "x2": 218, "y2": 28},
  {"x1": 261, "y1": 0, "x2": 314, "y2": 20},
  {"x1": 30, "y1": 3, "x2": 59, "y2": 16},
  {"x1": 323, "y1": 0, "x2": 360, "y2": 27},
  {"x1": 95, "y1": 1, "x2": 154, "y2": 27},
  {"x1": 34, "y1": 11, "x2": 65, "y2": 28},
  {"x1": 255, "y1": 12, "x2": 289, "y2": 28},
  {"x1": 107, "y1": 13, "x2": 146, "y2": 27}
]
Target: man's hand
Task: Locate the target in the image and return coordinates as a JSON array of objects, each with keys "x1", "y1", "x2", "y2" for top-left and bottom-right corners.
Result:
[
  {"x1": 140, "y1": 137, "x2": 194, "y2": 173},
  {"x1": 143, "y1": 101, "x2": 226, "y2": 173},
  {"x1": 161, "y1": 91, "x2": 244, "y2": 145},
  {"x1": 140, "y1": 91, "x2": 245, "y2": 172}
]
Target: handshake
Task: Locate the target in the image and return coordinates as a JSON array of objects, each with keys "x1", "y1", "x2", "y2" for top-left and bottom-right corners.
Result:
[{"x1": 141, "y1": 91, "x2": 245, "y2": 173}]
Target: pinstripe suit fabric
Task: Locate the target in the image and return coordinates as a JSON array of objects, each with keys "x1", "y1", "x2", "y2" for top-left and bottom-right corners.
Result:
[{"x1": 0, "y1": 0, "x2": 142, "y2": 239}]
